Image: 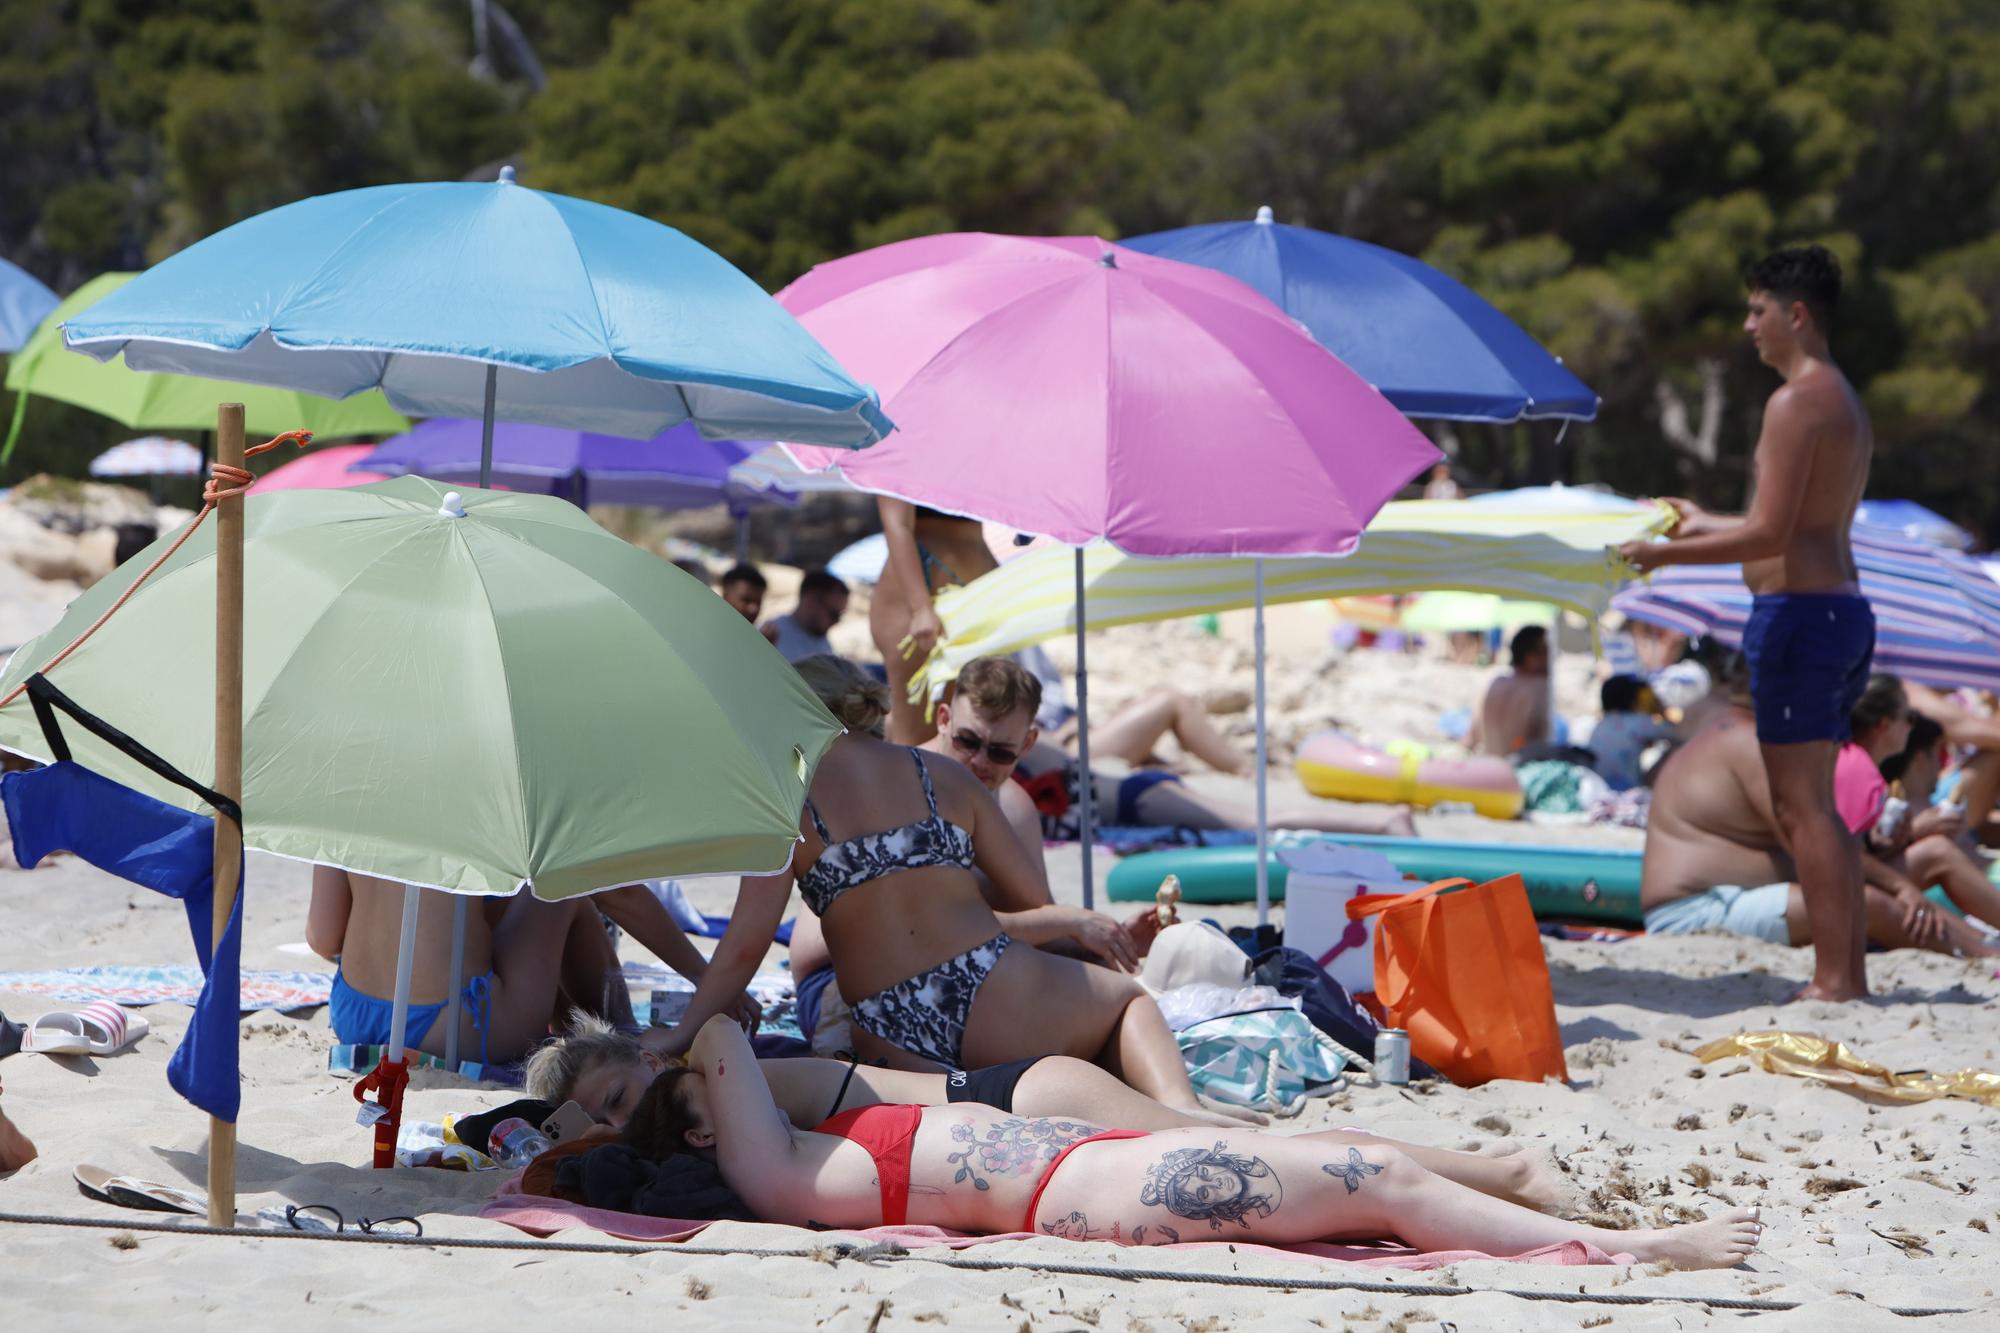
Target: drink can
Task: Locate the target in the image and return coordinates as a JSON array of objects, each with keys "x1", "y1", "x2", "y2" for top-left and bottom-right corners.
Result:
[
  {"x1": 650, "y1": 989, "x2": 670, "y2": 1027},
  {"x1": 1374, "y1": 1028, "x2": 1410, "y2": 1085}
]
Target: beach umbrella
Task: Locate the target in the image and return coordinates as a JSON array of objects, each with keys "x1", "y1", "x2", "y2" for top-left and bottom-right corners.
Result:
[
  {"x1": 356, "y1": 417, "x2": 796, "y2": 513},
  {"x1": 247, "y1": 443, "x2": 388, "y2": 493},
  {"x1": 1613, "y1": 524, "x2": 2000, "y2": 692},
  {"x1": 60, "y1": 168, "x2": 892, "y2": 486},
  {"x1": 3, "y1": 275, "x2": 410, "y2": 464},
  {"x1": 783, "y1": 233, "x2": 1440, "y2": 907},
  {"x1": 913, "y1": 499, "x2": 1669, "y2": 696},
  {"x1": 1852, "y1": 499, "x2": 1975, "y2": 552},
  {"x1": 1122, "y1": 207, "x2": 1598, "y2": 423},
  {"x1": 0, "y1": 471, "x2": 843, "y2": 1186},
  {"x1": 728, "y1": 441, "x2": 863, "y2": 497},
  {"x1": 88, "y1": 436, "x2": 204, "y2": 479},
  {"x1": 1399, "y1": 591, "x2": 1558, "y2": 635},
  {"x1": 0, "y1": 257, "x2": 58, "y2": 354}
]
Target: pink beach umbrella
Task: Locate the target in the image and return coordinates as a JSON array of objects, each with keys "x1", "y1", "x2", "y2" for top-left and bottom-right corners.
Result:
[
  {"x1": 783, "y1": 233, "x2": 1439, "y2": 906},
  {"x1": 247, "y1": 443, "x2": 388, "y2": 493}
]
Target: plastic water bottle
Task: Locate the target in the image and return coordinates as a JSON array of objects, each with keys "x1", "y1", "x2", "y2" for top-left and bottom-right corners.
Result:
[{"x1": 489, "y1": 1117, "x2": 552, "y2": 1169}]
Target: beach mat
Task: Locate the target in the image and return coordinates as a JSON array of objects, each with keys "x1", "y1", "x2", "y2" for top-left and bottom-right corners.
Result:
[
  {"x1": 482, "y1": 1184, "x2": 1630, "y2": 1268},
  {"x1": 0, "y1": 964, "x2": 330, "y2": 1012}
]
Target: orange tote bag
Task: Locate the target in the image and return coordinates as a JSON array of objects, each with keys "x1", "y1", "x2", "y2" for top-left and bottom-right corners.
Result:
[{"x1": 1345, "y1": 875, "x2": 1568, "y2": 1086}]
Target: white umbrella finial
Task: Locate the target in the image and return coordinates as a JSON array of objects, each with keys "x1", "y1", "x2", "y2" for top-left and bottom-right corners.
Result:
[
  {"x1": 498, "y1": 165, "x2": 517, "y2": 185},
  {"x1": 1255, "y1": 205, "x2": 1275, "y2": 224},
  {"x1": 438, "y1": 491, "x2": 467, "y2": 518}
]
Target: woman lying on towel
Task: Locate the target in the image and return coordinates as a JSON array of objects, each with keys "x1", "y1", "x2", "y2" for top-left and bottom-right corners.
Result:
[
  {"x1": 645, "y1": 655, "x2": 1251, "y2": 1126},
  {"x1": 525, "y1": 1014, "x2": 1573, "y2": 1211},
  {"x1": 622, "y1": 1014, "x2": 1763, "y2": 1267}
]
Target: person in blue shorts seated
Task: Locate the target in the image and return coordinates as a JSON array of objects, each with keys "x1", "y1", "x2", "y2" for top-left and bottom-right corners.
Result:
[
  {"x1": 1621, "y1": 246, "x2": 1880, "y2": 1001},
  {"x1": 1639, "y1": 663, "x2": 1996, "y2": 960},
  {"x1": 307, "y1": 867, "x2": 749, "y2": 1065}
]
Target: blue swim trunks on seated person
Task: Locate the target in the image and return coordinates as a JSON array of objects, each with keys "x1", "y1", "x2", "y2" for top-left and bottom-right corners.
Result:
[
  {"x1": 330, "y1": 965, "x2": 494, "y2": 1064},
  {"x1": 1743, "y1": 593, "x2": 1875, "y2": 745}
]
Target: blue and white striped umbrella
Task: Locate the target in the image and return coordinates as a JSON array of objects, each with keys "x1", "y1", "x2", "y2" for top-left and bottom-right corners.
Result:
[{"x1": 1613, "y1": 525, "x2": 2000, "y2": 692}]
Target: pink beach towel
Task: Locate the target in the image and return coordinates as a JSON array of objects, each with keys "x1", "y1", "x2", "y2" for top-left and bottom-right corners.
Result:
[{"x1": 481, "y1": 1182, "x2": 1630, "y2": 1269}]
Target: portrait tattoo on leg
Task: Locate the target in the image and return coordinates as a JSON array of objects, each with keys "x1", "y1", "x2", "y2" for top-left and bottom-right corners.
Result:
[
  {"x1": 1321, "y1": 1147, "x2": 1384, "y2": 1194},
  {"x1": 945, "y1": 1117, "x2": 1103, "y2": 1192},
  {"x1": 1138, "y1": 1142, "x2": 1282, "y2": 1231}
]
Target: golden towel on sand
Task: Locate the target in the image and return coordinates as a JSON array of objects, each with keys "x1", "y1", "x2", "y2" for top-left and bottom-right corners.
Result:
[{"x1": 1697, "y1": 1031, "x2": 2000, "y2": 1108}]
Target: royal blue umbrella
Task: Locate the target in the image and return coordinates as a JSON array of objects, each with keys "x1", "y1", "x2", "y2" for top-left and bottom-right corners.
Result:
[
  {"x1": 1614, "y1": 525, "x2": 2000, "y2": 692},
  {"x1": 60, "y1": 167, "x2": 892, "y2": 480},
  {"x1": 0, "y1": 257, "x2": 58, "y2": 354},
  {"x1": 1123, "y1": 206, "x2": 1598, "y2": 423},
  {"x1": 356, "y1": 417, "x2": 796, "y2": 513}
]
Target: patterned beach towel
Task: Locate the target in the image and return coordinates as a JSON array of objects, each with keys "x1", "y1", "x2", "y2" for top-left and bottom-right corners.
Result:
[{"x1": 0, "y1": 964, "x2": 331, "y2": 1012}]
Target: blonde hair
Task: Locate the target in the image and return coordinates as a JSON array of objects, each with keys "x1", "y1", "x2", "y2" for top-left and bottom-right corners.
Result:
[
  {"x1": 522, "y1": 1010, "x2": 643, "y2": 1104},
  {"x1": 793, "y1": 653, "x2": 888, "y2": 737}
]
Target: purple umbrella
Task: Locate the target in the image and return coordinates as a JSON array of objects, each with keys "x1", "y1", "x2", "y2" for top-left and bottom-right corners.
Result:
[{"x1": 355, "y1": 417, "x2": 795, "y2": 513}]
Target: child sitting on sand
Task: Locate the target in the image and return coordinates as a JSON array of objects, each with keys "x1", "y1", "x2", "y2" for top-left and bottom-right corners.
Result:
[{"x1": 307, "y1": 868, "x2": 752, "y2": 1066}]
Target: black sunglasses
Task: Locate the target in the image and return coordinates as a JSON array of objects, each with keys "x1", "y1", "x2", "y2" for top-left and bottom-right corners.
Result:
[{"x1": 948, "y1": 729, "x2": 1022, "y2": 766}]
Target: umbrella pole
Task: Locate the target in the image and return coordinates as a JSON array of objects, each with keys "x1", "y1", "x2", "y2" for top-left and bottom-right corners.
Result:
[
  {"x1": 371, "y1": 882, "x2": 423, "y2": 1169},
  {"x1": 479, "y1": 364, "x2": 497, "y2": 489},
  {"x1": 207, "y1": 402, "x2": 246, "y2": 1228},
  {"x1": 1074, "y1": 548, "x2": 1094, "y2": 909},
  {"x1": 1254, "y1": 559, "x2": 1270, "y2": 929},
  {"x1": 444, "y1": 898, "x2": 467, "y2": 1068}
]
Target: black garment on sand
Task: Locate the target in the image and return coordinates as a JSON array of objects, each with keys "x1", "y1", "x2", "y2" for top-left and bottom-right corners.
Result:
[{"x1": 554, "y1": 1142, "x2": 756, "y2": 1221}]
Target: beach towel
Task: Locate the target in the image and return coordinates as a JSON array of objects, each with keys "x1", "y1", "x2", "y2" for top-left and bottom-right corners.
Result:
[
  {"x1": 0, "y1": 965, "x2": 330, "y2": 1012},
  {"x1": 480, "y1": 1182, "x2": 1630, "y2": 1268},
  {"x1": 328, "y1": 1043, "x2": 523, "y2": 1088}
]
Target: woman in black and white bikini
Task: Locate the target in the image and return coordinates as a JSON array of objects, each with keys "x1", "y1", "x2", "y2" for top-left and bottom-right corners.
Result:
[{"x1": 641, "y1": 655, "x2": 1252, "y2": 1126}]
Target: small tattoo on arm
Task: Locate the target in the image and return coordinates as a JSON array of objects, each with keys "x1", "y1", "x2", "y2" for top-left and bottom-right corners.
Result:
[
  {"x1": 945, "y1": 1117, "x2": 1102, "y2": 1192},
  {"x1": 1321, "y1": 1148, "x2": 1384, "y2": 1194},
  {"x1": 1138, "y1": 1142, "x2": 1282, "y2": 1231},
  {"x1": 716, "y1": 1060, "x2": 724, "y2": 1077}
]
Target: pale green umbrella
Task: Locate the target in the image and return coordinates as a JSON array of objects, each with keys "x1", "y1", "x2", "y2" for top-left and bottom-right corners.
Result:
[
  {"x1": 2, "y1": 274, "x2": 409, "y2": 464},
  {"x1": 1399, "y1": 591, "x2": 1558, "y2": 634},
  {"x1": 0, "y1": 475, "x2": 839, "y2": 899}
]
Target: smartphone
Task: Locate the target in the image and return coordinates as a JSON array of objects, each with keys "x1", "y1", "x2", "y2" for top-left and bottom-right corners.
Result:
[{"x1": 540, "y1": 1100, "x2": 596, "y2": 1145}]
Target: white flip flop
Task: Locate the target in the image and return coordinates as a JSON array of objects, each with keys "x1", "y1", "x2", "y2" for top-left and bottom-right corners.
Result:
[
  {"x1": 74, "y1": 1163, "x2": 205, "y2": 1215},
  {"x1": 21, "y1": 1003, "x2": 149, "y2": 1057}
]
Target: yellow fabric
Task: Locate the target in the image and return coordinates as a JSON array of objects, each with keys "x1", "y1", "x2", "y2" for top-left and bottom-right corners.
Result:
[
  {"x1": 1695, "y1": 1030, "x2": 2000, "y2": 1107},
  {"x1": 913, "y1": 499, "x2": 1672, "y2": 703}
]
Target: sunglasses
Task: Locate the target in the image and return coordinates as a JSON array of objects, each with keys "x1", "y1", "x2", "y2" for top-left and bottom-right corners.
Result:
[{"x1": 948, "y1": 729, "x2": 1022, "y2": 766}]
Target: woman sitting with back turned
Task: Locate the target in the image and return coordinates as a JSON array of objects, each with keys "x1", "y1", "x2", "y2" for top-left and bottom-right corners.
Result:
[
  {"x1": 641, "y1": 655, "x2": 1255, "y2": 1126},
  {"x1": 626, "y1": 1014, "x2": 1763, "y2": 1267}
]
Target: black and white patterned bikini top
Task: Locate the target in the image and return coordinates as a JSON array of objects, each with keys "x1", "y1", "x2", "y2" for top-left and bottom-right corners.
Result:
[{"x1": 797, "y1": 749, "x2": 976, "y2": 916}]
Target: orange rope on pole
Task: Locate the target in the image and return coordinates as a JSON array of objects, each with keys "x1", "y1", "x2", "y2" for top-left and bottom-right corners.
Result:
[{"x1": 0, "y1": 430, "x2": 312, "y2": 713}]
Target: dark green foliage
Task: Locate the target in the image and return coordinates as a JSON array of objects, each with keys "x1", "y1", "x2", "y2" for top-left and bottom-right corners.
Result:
[{"x1": 4, "y1": 0, "x2": 1999, "y2": 537}]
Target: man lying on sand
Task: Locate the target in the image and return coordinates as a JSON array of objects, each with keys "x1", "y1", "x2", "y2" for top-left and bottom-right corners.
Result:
[
  {"x1": 939, "y1": 658, "x2": 1413, "y2": 865},
  {"x1": 1641, "y1": 664, "x2": 1998, "y2": 959},
  {"x1": 308, "y1": 868, "x2": 750, "y2": 1065},
  {"x1": 615, "y1": 1013, "x2": 1762, "y2": 1267}
]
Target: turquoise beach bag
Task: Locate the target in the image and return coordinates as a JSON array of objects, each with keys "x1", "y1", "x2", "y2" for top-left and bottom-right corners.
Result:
[{"x1": 1174, "y1": 1007, "x2": 1357, "y2": 1113}]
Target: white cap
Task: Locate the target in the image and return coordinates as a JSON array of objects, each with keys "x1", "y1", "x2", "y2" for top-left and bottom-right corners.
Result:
[
  {"x1": 438, "y1": 491, "x2": 467, "y2": 518},
  {"x1": 1255, "y1": 205, "x2": 1275, "y2": 224}
]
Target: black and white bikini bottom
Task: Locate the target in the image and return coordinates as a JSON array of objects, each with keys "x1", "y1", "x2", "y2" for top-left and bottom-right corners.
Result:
[{"x1": 850, "y1": 932, "x2": 1012, "y2": 1068}]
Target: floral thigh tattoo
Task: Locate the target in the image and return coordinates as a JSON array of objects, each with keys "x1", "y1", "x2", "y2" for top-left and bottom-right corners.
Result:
[{"x1": 945, "y1": 1117, "x2": 1103, "y2": 1191}]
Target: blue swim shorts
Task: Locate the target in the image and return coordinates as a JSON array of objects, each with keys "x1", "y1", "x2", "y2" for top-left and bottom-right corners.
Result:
[
  {"x1": 1115, "y1": 770, "x2": 1184, "y2": 825},
  {"x1": 1643, "y1": 883, "x2": 1795, "y2": 945},
  {"x1": 1743, "y1": 593, "x2": 1875, "y2": 745},
  {"x1": 330, "y1": 966, "x2": 493, "y2": 1063}
]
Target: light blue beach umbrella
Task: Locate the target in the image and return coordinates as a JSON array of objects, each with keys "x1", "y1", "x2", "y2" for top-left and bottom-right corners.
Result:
[
  {"x1": 1124, "y1": 207, "x2": 1598, "y2": 423},
  {"x1": 62, "y1": 167, "x2": 892, "y2": 480},
  {"x1": 0, "y1": 258, "x2": 58, "y2": 354}
]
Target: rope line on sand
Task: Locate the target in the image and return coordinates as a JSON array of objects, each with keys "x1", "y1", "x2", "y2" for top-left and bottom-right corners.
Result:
[{"x1": 0, "y1": 1212, "x2": 1970, "y2": 1317}]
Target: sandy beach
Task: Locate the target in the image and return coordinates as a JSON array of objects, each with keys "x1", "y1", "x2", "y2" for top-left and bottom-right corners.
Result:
[{"x1": 3, "y1": 616, "x2": 1996, "y2": 1329}]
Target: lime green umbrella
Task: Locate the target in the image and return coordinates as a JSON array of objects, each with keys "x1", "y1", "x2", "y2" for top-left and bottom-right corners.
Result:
[
  {"x1": 1398, "y1": 591, "x2": 1558, "y2": 634},
  {"x1": 2, "y1": 274, "x2": 409, "y2": 464},
  {"x1": 0, "y1": 475, "x2": 840, "y2": 899}
]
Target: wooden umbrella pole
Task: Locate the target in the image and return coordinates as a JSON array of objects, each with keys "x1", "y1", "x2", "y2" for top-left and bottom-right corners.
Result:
[{"x1": 208, "y1": 401, "x2": 246, "y2": 1227}]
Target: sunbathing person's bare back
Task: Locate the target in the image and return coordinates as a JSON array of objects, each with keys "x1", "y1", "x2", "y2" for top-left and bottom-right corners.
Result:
[{"x1": 1641, "y1": 710, "x2": 1795, "y2": 916}]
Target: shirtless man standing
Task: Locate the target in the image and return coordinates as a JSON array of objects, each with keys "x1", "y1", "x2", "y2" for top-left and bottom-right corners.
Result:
[
  {"x1": 1620, "y1": 246, "x2": 1875, "y2": 1001},
  {"x1": 1468, "y1": 625, "x2": 1550, "y2": 757}
]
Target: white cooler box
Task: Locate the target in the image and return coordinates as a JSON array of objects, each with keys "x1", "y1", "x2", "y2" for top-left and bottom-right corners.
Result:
[{"x1": 1278, "y1": 842, "x2": 1404, "y2": 996}]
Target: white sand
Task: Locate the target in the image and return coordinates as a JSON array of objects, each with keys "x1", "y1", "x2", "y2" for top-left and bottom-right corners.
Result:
[{"x1": 3, "y1": 793, "x2": 1996, "y2": 1327}]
